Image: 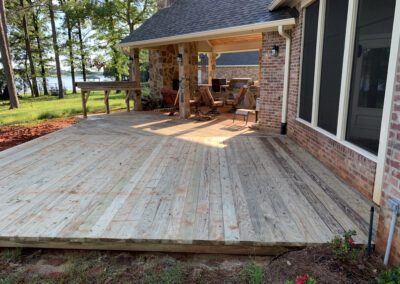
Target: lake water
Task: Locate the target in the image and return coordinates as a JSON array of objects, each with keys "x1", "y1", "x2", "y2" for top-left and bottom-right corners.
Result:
[{"x1": 18, "y1": 74, "x2": 113, "y2": 93}]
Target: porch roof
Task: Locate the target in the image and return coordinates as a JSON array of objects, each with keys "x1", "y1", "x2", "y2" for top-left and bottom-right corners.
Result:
[{"x1": 119, "y1": 0, "x2": 297, "y2": 49}]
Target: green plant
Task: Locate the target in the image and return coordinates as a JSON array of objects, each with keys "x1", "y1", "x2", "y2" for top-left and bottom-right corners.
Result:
[
  {"x1": 284, "y1": 274, "x2": 317, "y2": 284},
  {"x1": 144, "y1": 262, "x2": 185, "y2": 284},
  {"x1": 0, "y1": 270, "x2": 24, "y2": 284},
  {"x1": 377, "y1": 266, "x2": 400, "y2": 284},
  {"x1": 329, "y1": 230, "x2": 360, "y2": 262},
  {"x1": 0, "y1": 248, "x2": 23, "y2": 263},
  {"x1": 243, "y1": 261, "x2": 264, "y2": 284}
]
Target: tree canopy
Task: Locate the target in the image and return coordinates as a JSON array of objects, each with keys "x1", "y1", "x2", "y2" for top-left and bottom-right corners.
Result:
[{"x1": 1, "y1": 0, "x2": 156, "y2": 99}]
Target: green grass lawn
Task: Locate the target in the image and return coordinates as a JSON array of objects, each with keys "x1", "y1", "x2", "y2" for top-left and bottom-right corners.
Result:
[{"x1": 0, "y1": 89, "x2": 148, "y2": 126}]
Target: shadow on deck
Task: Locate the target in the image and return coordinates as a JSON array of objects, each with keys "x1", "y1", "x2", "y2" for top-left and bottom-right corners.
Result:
[{"x1": 0, "y1": 111, "x2": 377, "y2": 254}]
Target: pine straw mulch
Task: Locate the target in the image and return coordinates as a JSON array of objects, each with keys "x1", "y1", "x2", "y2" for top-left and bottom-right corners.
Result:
[{"x1": 0, "y1": 117, "x2": 78, "y2": 152}]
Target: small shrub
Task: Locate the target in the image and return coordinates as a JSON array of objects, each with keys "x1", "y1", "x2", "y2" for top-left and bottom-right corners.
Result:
[
  {"x1": 285, "y1": 274, "x2": 317, "y2": 284},
  {"x1": 329, "y1": 230, "x2": 360, "y2": 262},
  {"x1": 0, "y1": 248, "x2": 23, "y2": 263},
  {"x1": 243, "y1": 261, "x2": 264, "y2": 284},
  {"x1": 377, "y1": 266, "x2": 400, "y2": 284}
]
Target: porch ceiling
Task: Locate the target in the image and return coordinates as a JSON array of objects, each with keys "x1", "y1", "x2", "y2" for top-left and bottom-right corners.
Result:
[{"x1": 198, "y1": 34, "x2": 263, "y2": 53}]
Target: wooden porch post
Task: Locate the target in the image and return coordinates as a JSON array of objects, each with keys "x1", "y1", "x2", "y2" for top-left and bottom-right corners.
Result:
[
  {"x1": 207, "y1": 52, "x2": 216, "y2": 84},
  {"x1": 258, "y1": 48, "x2": 262, "y2": 82},
  {"x1": 130, "y1": 48, "x2": 142, "y2": 111},
  {"x1": 178, "y1": 43, "x2": 191, "y2": 119}
]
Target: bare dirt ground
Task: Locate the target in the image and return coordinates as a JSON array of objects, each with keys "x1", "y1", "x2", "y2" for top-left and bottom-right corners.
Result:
[
  {"x1": 0, "y1": 247, "x2": 386, "y2": 283},
  {"x1": 0, "y1": 117, "x2": 77, "y2": 152}
]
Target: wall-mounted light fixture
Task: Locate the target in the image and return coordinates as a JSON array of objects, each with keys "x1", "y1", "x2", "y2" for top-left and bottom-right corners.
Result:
[
  {"x1": 176, "y1": 53, "x2": 183, "y2": 64},
  {"x1": 271, "y1": 45, "x2": 279, "y2": 57}
]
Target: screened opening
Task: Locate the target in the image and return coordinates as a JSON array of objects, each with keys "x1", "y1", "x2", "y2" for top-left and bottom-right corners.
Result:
[
  {"x1": 299, "y1": 0, "x2": 319, "y2": 122},
  {"x1": 346, "y1": 0, "x2": 396, "y2": 154},
  {"x1": 317, "y1": 0, "x2": 348, "y2": 134}
]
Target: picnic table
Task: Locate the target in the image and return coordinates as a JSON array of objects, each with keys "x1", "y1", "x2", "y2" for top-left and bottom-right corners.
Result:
[{"x1": 76, "y1": 81, "x2": 141, "y2": 118}]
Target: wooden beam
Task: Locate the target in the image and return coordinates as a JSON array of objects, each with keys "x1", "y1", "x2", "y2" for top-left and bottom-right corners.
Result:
[
  {"x1": 207, "y1": 52, "x2": 216, "y2": 84},
  {"x1": 212, "y1": 41, "x2": 262, "y2": 53},
  {"x1": 81, "y1": 90, "x2": 88, "y2": 118},
  {"x1": 104, "y1": 90, "x2": 110, "y2": 114},
  {"x1": 178, "y1": 43, "x2": 191, "y2": 118},
  {"x1": 197, "y1": 41, "x2": 213, "y2": 52},
  {"x1": 76, "y1": 81, "x2": 140, "y2": 91},
  {"x1": 131, "y1": 48, "x2": 142, "y2": 111}
]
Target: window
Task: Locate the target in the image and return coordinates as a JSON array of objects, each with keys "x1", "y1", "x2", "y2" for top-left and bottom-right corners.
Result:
[
  {"x1": 317, "y1": 0, "x2": 348, "y2": 134},
  {"x1": 299, "y1": 0, "x2": 319, "y2": 122},
  {"x1": 346, "y1": 0, "x2": 396, "y2": 154}
]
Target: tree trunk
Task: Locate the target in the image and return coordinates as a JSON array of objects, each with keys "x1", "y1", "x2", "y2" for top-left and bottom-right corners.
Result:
[
  {"x1": 48, "y1": 0, "x2": 64, "y2": 99},
  {"x1": 0, "y1": 0, "x2": 19, "y2": 108},
  {"x1": 29, "y1": 0, "x2": 49, "y2": 96},
  {"x1": 66, "y1": 14, "x2": 76, "y2": 93},
  {"x1": 127, "y1": 0, "x2": 134, "y2": 33},
  {"x1": 77, "y1": 20, "x2": 86, "y2": 82},
  {"x1": 20, "y1": 0, "x2": 39, "y2": 97}
]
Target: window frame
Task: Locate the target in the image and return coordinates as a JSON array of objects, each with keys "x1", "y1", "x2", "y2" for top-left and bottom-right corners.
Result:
[{"x1": 296, "y1": 0, "x2": 400, "y2": 204}]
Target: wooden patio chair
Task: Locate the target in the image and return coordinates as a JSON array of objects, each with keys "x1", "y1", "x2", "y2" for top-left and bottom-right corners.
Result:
[
  {"x1": 199, "y1": 87, "x2": 224, "y2": 114},
  {"x1": 168, "y1": 89, "x2": 200, "y2": 116},
  {"x1": 226, "y1": 86, "x2": 248, "y2": 111}
]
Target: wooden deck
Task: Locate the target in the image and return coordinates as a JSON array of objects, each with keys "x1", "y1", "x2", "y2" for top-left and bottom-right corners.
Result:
[{"x1": 0, "y1": 112, "x2": 376, "y2": 254}]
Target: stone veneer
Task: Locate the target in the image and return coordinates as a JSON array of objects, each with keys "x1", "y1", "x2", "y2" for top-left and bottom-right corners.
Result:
[
  {"x1": 258, "y1": 7, "x2": 377, "y2": 200},
  {"x1": 149, "y1": 43, "x2": 198, "y2": 99},
  {"x1": 376, "y1": 49, "x2": 400, "y2": 265}
]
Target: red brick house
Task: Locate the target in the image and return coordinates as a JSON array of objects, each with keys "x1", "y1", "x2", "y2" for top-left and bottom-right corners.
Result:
[{"x1": 120, "y1": 0, "x2": 400, "y2": 264}]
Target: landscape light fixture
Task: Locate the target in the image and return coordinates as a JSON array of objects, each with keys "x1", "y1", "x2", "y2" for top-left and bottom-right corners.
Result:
[
  {"x1": 176, "y1": 53, "x2": 183, "y2": 64},
  {"x1": 271, "y1": 45, "x2": 279, "y2": 57}
]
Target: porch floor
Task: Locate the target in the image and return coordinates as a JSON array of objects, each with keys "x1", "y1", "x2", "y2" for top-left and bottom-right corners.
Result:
[{"x1": 0, "y1": 112, "x2": 376, "y2": 254}]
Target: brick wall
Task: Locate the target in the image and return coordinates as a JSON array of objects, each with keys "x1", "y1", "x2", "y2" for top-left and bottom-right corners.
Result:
[
  {"x1": 376, "y1": 50, "x2": 400, "y2": 265},
  {"x1": 259, "y1": 31, "x2": 286, "y2": 130},
  {"x1": 256, "y1": 7, "x2": 378, "y2": 199}
]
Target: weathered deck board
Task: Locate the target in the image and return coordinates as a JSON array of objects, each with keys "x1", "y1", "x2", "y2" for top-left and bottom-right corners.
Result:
[{"x1": 0, "y1": 112, "x2": 377, "y2": 254}]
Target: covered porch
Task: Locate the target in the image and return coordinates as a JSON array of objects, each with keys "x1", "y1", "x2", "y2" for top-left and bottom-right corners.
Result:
[
  {"x1": 0, "y1": 112, "x2": 376, "y2": 254},
  {"x1": 119, "y1": 1, "x2": 295, "y2": 126}
]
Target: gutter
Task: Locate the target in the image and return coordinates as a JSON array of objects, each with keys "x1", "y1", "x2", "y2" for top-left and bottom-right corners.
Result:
[
  {"x1": 269, "y1": 0, "x2": 286, "y2": 11},
  {"x1": 278, "y1": 25, "x2": 291, "y2": 135},
  {"x1": 118, "y1": 18, "x2": 296, "y2": 49}
]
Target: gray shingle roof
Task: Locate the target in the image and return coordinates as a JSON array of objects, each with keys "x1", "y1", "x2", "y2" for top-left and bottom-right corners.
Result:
[{"x1": 121, "y1": 0, "x2": 296, "y2": 44}]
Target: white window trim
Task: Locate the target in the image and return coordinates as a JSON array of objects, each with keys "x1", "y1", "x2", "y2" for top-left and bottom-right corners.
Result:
[
  {"x1": 373, "y1": 0, "x2": 400, "y2": 204},
  {"x1": 311, "y1": 0, "x2": 326, "y2": 127},
  {"x1": 296, "y1": 0, "x2": 400, "y2": 204},
  {"x1": 296, "y1": 9, "x2": 306, "y2": 117},
  {"x1": 336, "y1": 0, "x2": 359, "y2": 140}
]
